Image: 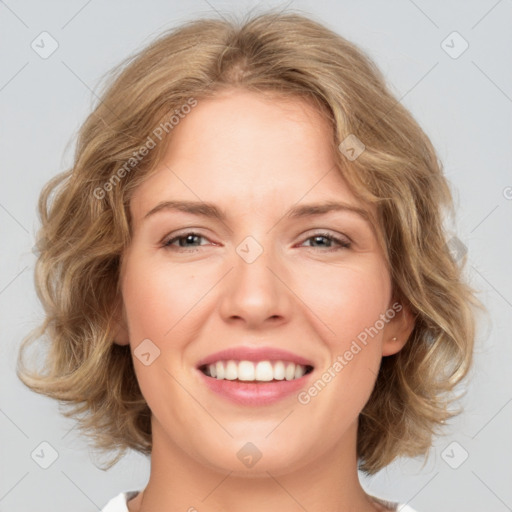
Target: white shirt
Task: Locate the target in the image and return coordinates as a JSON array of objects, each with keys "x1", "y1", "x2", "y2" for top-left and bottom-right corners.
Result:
[{"x1": 101, "y1": 491, "x2": 420, "y2": 511}]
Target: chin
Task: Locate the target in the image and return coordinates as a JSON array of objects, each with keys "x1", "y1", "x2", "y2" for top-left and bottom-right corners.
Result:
[{"x1": 189, "y1": 435, "x2": 314, "y2": 478}]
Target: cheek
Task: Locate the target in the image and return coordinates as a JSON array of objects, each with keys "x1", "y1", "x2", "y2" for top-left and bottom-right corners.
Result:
[
  {"x1": 293, "y1": 267, "x2": 391, "y2": 422},
  {"x1": 289, "y1": 266, "x2": 392, "y2": 445},
  {"x1": 120, "y1": 257, "x2": 191, "y2": 416},
  {"x1": 298, "y1": 260, "x2": 392, "y2": 346},
  {"x1": 121, "y1": 256, "x2": 191, "y2": 341}
]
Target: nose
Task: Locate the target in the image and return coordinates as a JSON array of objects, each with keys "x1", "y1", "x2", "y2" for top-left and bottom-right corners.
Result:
[{"x1": 218, "y1": 238, "x2": 291, "y2": 329}]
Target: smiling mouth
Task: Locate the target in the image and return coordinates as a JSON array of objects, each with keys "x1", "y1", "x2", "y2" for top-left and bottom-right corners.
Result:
[{"x1": 199, "y1": 360, "x2": 314, "y2": 382}]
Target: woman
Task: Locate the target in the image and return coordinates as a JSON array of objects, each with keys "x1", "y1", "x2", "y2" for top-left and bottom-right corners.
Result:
[{"x1": 17, "y1": 10, "x2": 479, "y2": 512}]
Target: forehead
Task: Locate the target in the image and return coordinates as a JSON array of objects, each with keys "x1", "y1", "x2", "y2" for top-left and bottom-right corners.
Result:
[
  {"x1": 129, "y1": 88, "x2": 376, "y2": 225},
  {"x1": 163, "y1": 88, "x2": 332, "y2": 169}
]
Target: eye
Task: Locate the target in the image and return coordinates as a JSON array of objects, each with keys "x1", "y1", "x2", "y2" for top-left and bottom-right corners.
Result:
[
  {"x1": 162, "y1": 231, "x2": 210, "y2": 251},
  {"x1": 162, "y1": 230, "x2": 351, "y2": 252},
  {"x1": 299, "y1": 232, "x2": 351, "y2": 251}
]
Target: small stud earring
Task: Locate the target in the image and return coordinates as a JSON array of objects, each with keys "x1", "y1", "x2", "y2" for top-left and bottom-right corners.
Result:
[{"x1": 391, "y1": 336, "x2": 397, "y2": 341}]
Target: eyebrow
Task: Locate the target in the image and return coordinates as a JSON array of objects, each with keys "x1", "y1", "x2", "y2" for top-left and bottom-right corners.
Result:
[
  {"x1": 144, "y1": 200, "x2": 373, "y2": 226},
  {"x1": 144, "y1": 199, "x2": 373, "y2": 226}
]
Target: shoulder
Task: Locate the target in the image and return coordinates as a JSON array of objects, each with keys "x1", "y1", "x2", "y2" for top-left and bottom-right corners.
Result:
[{"x1": 101, "y1": 491, "x2": 140, "y2": 512}]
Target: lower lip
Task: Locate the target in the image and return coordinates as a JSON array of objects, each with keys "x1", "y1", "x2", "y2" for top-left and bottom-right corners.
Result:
[{"x1": 197, "y1": 369, "x2": 313, "y2": 406}]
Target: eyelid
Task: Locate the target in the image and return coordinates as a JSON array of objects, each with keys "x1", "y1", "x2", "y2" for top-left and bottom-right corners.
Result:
[
  {"x1": 301, "y1": 228, "x2": 352, "y2": 243},
  {"x1": 161, "y1": 226, "x2": 352, "y2": 240},
  {"x1": 161, "y1": 229, "x2": 210, "y2": 247},
  {"x1": 297, "y1": 231, "x2": 351, "y2": 250},
  {"x1": 161, "y1": 228, "x2": 352, "y2": 251}
]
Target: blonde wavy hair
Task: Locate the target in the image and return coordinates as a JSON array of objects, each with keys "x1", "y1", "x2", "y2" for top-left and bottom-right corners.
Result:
[{"x1": 17, "y1": 10, "x2": 481, "y2": 474}]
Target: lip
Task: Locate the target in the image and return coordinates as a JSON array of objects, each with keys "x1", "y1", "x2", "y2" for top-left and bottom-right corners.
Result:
[
  {"x1": 195, "y1": 346, "x2": 315, "y2": 406},
  {"x1": 196, "y1": 346, "x2": 315, "y2": 368},
  {"x1": 197, "y1": 368, "x2": 314, "y2": 406}
]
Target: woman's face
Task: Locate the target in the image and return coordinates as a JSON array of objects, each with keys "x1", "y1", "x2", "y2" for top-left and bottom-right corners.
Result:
[{"x1": 117, "y1": 88, "x2": 412, "y2": 475}]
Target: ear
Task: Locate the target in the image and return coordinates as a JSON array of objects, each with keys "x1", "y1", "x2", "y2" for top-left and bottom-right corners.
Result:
[
  {"x1": 112, "y1": 297, "x2": 130, "y2": 346},
  {"x1": 381, "y1": 300, "x2": 416, "y2": 356}
]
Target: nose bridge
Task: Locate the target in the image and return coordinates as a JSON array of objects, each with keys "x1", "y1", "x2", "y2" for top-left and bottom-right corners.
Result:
[
  {"x1": 219, "y1": 233, "x2": 288, "y2": 324},
  {"x1": 234, "y1": 233, "x2": 279, "y2": 294}
]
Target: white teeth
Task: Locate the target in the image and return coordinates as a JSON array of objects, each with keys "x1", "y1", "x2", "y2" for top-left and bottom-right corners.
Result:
[
  {"x1": 204, "y1": 360, "x2": 310, "y2": 382},
  {"x1": 215, "y1": 361, "x2": 225, "y2": 379},
  {"x1": 285, "y1": 362, "x2": 295, "y2": 381},
  {"x1": 273, "y1": 361, "x2": 285, "y2": 380},
  {"x1": 225, "y1": 360, "x2": 238, "y2": 380},
  {"x1": 255, "y1": 361, "x2": 273, "y2": 381},
  {"x1": 238, "y1": 360, "x2": 255, "y2": 381}
]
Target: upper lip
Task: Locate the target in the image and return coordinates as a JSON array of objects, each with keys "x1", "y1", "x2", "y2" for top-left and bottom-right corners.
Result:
[{"x1": 196, "y1": 346, "x2": 315, "y2": 368}]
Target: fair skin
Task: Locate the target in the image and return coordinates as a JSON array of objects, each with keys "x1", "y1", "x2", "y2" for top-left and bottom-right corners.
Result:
[{"x1": 114, "y1": 88, "x2": 415, "y2": 512}]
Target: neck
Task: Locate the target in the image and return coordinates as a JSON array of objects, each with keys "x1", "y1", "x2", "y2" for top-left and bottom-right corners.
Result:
[{"x1": 129, "y1": 418, "x2": 382, "y2": 512}]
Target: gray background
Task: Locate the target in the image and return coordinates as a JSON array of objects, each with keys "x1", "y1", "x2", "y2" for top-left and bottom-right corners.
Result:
[{"x1": 1, "y1": 1, "x2": 511, "y2": 511}]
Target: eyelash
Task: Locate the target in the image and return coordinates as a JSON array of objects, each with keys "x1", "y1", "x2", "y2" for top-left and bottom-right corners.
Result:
[{"x1": 162, "y1": 231, "x2": 351, "y2": 252}]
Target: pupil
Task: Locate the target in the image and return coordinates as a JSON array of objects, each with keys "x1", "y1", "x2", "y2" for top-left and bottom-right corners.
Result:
[{"x1": 182, "y1": 235, "x2": 197, "y2": 246}]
